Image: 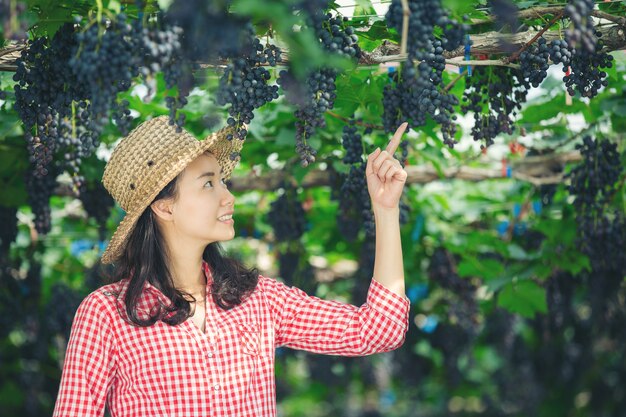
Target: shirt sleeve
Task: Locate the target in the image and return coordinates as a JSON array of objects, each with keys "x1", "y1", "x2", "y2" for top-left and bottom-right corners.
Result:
[
  {"x1": 259, "y1": 276, "x2": 411, "y2": 356},
  {"x1": 53, "y1": 292, "x2": 117, "y2": 417}
]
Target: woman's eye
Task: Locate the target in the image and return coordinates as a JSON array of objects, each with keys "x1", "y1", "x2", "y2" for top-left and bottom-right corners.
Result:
[
  {"x1": 204, "y1": 180, "x2": 213, "y2": 188},
  {"x1": 221, "y1": 178, "x2": 228, "y2": 187}
]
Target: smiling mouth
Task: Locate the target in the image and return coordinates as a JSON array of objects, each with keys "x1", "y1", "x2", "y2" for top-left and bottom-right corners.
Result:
[{"x1": 218, "y1": 214, "x2": 233, "y2": 221}]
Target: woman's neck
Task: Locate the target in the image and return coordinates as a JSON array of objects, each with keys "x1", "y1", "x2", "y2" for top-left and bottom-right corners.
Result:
[{"x1": 166, "y1": 249, "x2": 207, "y2": 294}]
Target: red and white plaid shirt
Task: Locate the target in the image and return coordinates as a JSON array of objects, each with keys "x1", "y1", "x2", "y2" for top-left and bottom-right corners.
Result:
[{"x1": 53, "y1": 261, "x2": 410, "y2": 417}]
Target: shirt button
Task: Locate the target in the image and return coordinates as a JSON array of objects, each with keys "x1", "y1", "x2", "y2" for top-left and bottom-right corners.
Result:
[
  {"x1": 213, "y1": 384, "x2": 221, "y2": 391},
  {"x1": 207, "y1": 352, "x2": 214, "y2": 358}
]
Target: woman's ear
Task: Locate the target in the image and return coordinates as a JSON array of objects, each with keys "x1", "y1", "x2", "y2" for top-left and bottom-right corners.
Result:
[{"x1": 150, "y1": 198, "x2": 174, "y2": 221}]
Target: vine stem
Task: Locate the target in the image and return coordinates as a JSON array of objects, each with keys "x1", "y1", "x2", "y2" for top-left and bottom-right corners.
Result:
[
  {"x1": 326, "y1": 111, "x2": 384, "y2": 130},
  {"x1": 505, "y1": 10, "x2": 565, "y2": 64},
  {"x1": 399, "y1": 0, "x2": 410, "y2": 56},
  {"x1": 443, "y1": 69, "x2": 467, "y2": 93},
  {"x1": 96, "y1": 0, "x2": 103, "y2": 23}
]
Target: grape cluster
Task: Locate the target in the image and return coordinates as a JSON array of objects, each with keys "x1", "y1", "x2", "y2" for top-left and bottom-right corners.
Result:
[
  {"x1": 78, "y1": 181, "x2": 115, "y2": 240},
  {"x1": 133, "y1": 17, "x2": 185, "y2": 129},
  {"x1": 0, "y1": 205, "x2": 18, "y2": 255},
  {"x1": 341, "y1": 120, "x2": 364, "y2": 165},
  {"x1": 489, "y1": 0, "x2": 520, "y2": 34},
  {"x1": 279, "y1": 4, "x2": 359, "y2": 166},
  {"x1": 112, "y1": 99, "x2": 132, "y2": 136},
  {"x1": 0, "y1": 0, "x2": 28, "y2": 40},
  {"x1": 70, "y1": 14, "x2": 139, "y2": 121},
  {"x1": 13, "y1": 25, "x2": 78, "y2": 178},
  {"x1": 461, "y1": 66, "x2": 528, "y2": 147},
  {"x1": 166, "y1": 0, "x2": 253, "y2": 62},
  {"x1": 384, "y1": 0, "x2": 465, "y2": 146},
  {"x1": 217, "y1": 34, "x2": 281, "y2": 142},
  {"x1": 564, "y1": 31, "x2": 613, "y2": 98},
  {"x1": 567, "y1": 136, "x2": 624, "y2": 265},
  {"x1": 519, "y1": 37, "x2": 550, "y2": 88},
  {"x1": 382, "y1": 51, "x2": 459, "y2": 146},
  {"x1": 24, "y1": 167, "x2": 58, "y2": 235},
  {"x1": 278, "y1": 249, "x2": 301, "y2": 285},
  {"x1": 386, "y1": 0, "x2": 467, "y2": 56},
  {"x1": 548, "y1": 39, "x2": 573, "y2": 68},
  {"x1": 12, "y1": 11, "x2": 190, "y2": 206},
  {"x1": 278, "y1": 68, "x2": 337, "y2": 166},
  {"x1": 340, "y1": 163, "x2": 375, "y2": 237},
  {"x1": 566, "y1": 137, "x2": 625, "y2": 340},
  {"x1": 267, "y1": 186, "x2": 308, "y2": 242},
  {"x1": 43, "y1": 282, "x2": 83, "y2": 339},
  {"x1": 315, "y1": 13, "x2": 361, "y2": 59},
  {"x1": 564, "y1": 0, "x2": 597, "y2": 53}
]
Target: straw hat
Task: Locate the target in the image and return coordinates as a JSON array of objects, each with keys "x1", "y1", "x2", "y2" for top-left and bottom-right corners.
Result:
[{"x1": 100, "y1": 115, "x2": 242, "y2": 264}]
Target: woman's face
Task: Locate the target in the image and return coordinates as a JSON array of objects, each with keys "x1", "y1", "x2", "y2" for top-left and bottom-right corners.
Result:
[{"x1": 163, "y1": 152, "x2": 236, "y2": 245}]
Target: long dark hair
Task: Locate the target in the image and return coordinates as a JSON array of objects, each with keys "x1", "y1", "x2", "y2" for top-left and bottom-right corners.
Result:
[{"x1": 104, "y1": 173, "x2": 259, "y2": 327}]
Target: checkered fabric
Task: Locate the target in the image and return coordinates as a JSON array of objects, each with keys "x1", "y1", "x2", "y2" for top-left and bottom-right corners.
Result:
[{"x1": 53, "y1": 261, "x2": 410, "y2": 417}]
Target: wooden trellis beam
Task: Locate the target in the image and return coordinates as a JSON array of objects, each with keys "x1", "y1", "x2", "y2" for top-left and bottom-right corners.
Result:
[
  {"x1": 227, "y1": 151, "x2": 582, "y2": 192},
  {"x1": 2, "y1": 11, "x2": 625, "y2": 71},
  {"x1": 53, "y1": 151, "x2": 582, "y2": 196}
]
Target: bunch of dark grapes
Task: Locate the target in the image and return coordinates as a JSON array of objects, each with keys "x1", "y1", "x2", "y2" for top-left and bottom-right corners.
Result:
[
  {"x1": 384, "y1": 0, "x2": 465, "y2": 146},
  {"x1": 336, "y1": 194, "x2": 362, "y2": 242},
  {"x1": 278, "y1": 249, "x2": 301, "y2": 285},
  {"x1": 567, "y1": 136, "x2": 624, "y2": 269},
  {"x1": 78, "y1": 182, "x2": 115, "y2": 240},
  {"x1": 13, "y1": 24, "x2": 83, "y2": 178},
  {"x1": 267, "y1": 186, "x2": 308, "y2": 242},
  {"x1": 386, "y1": 0, "x2": 466, "y2": 56},
  {"x1": 70, "y1": 14, "x2": 139, "y2": 120},
  {"x1": 0, "y1": 205, "x2": 18, "y2": 255},
  {"x1": 340, "y1": 163, "x2": 375, "y2": 237},
  {"x1": 131, "y1": 13, "x2": 187, "y2": 130},
  {"x1": 428, "y1": 248, "x2": 479, "y2": 332},
  {"x1": 314, "y1": 13, "x2": 361, "y2": 59},
  {"x1": 24, "y1": 167, "x2": 58, "y2": 235},
  {"x1": 341, "y1": 120, "x2": 364, "y2": 165},
  {"x1": 43, "y1": 282, "x2": 84, "y2": 339},
  {"x1": 278, "y1": 4, "x2": 360, "y2": 166},
  {"x1": 564, "y1": 0, "x2": 597, "y2": 53},
  {"x1": 564, "y1": 31, "x2": 613, "y2": 98},
  {"x1": 0, "y1": 0, "x2": 28, "y2": 40},
  {"x1": 548, "y1": 39, "x2": 572, "y2": 68},
  {"x1": 461, "y1": 66, "x2": 528, "y2": 147},
  {"x1": 519, "y1": 37, "x2": 550, "y2": 88},
  {"x1": 383, "y1": 53, "x2": 459, "y2": 146},
  {"x1": 217, "y1": 34, "x2": 281, "y2": 142},
  {"x1": 428, "y1": 248, "x2": 475, "y2": 296},
  {"x1": 489, "y1": 0, "x2": 520, "y2": 34},
  {"x1": 278, "y1": 68, "x2": 337, "y2": 166},
  {"x1": 166, "y1": 0, "x2": 253, "y2": 62},
  {"x1": 567, "y1": 136, "x2": 625, "y2": 331},
  {"x1": 112, "y1": 99, "x2": 132, "y2": 136}
]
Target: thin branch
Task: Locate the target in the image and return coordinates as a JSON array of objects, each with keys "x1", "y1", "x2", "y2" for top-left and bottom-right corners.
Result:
[
  {"x1": 443, "y1": 70, "x2": 467, "y2": 93},
  {"x1": 326, "y1": 111, "x2": 384, "y2": 130},
  {"x1": 505, "y1": 10, "x2": 565, "y2": 64},
  {"x1": 399, "y1": 0, "x2": 410, "y2": 56}
]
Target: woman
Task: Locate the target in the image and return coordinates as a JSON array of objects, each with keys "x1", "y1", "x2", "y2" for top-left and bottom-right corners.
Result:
[{"x1": 53, "y1": 115, "x2": 410, "y2": 417}]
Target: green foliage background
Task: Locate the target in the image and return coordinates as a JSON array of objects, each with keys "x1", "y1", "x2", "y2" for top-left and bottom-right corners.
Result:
[{"x1": 1, "y1": 0, "x2": 625, "y2": 416}]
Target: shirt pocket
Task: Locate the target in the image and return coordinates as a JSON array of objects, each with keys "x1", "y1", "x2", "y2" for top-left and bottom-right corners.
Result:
[{"x1": 237, "y1": 322, "x2": 262, "y2": 357}]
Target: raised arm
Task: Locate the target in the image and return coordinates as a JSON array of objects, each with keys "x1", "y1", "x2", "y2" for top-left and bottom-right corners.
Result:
[{"x1": 365, "y1": 122, "x2": 409, "y2": 298}]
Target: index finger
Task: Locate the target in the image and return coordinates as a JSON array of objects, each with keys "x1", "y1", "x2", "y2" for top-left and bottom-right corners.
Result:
[{"x1": 386, "y1": 122, "x2": 408, "y2": 154}]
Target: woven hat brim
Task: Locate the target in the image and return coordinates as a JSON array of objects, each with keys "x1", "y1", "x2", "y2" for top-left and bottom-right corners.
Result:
[{"x1": 100, "y1": 126, "x2": 239, "y2": 264}]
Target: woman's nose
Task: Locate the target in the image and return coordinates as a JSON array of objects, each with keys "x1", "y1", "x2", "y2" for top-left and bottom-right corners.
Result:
[{"x1": 223, "y1": 188, "x2": 235, "y2": 206}]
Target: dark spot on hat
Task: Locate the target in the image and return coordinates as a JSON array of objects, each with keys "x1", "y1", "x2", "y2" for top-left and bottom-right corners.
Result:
[
  {"x1": 147, "y1": 160, "x2": 154, "y2": 167},
  {"x1": 229, "y1": 152, "x2": 239, "y2": 161},
  {"x1": 130, "y1": 183, "x2": 135, "y2": 190}
]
